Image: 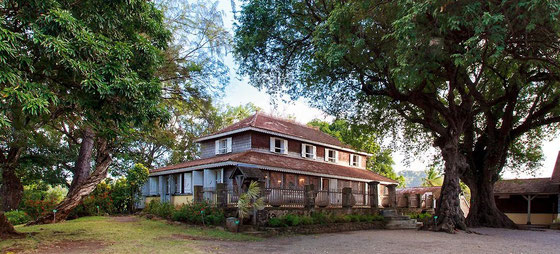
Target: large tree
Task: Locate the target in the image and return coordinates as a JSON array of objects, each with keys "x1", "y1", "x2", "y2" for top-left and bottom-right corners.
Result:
[
  {"x1": 1, "y1": 0, "x2": 170, "y2": 226},
  {"x1": 234, "y1": 0, "x2": 560, "y2": 232}
]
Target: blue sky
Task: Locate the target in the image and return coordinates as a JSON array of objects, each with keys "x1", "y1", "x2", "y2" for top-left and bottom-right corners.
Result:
[{"x1": 215, "y1": 0, "x2": 559, "y2": 179}]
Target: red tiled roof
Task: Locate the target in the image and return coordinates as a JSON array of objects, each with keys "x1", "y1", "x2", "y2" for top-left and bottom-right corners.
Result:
[
  {"x1": 494, "y1": 178, "x2": 559, "y2": 194},
  {"x1": 197, "y1": 112, "x2": 350, "y2": 148},
  {"x1": 151, "y1": 151, "x2": 397, "y2": 183},
  {"x1": 551, "y1": 151, "x2": 560, "y2": 183}
]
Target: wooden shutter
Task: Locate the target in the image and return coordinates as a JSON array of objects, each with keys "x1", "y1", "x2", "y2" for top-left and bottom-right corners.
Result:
[
  {"x1": 226, "y1": 137, "x2": 232, "y2": 153},
  {"x1": 283, "y1": 139, "x2": 288, "y2": 154},
  {"x1": 215, "y1": 140, "x2": 220, "y2": 154},
  {"x1": 335, "y1": 151, "x2": 339, "y2": 162},
  {"x1": 301, "y1": 144, "x2": 306, "y2": 157},
  {"x1": 312, "y1": 146, "x2": 317, "y2": 159},
  {"x1": 270, "y1": 137, "x2": 275, "y2": 152},
  {"x1": 358, "y1": 156, "x2": 362, "y2": 167}
]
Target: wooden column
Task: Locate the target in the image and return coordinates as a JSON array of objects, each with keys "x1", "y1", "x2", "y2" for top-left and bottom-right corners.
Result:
[
  {"x1": 158, "y1": 175, "x2": 165, "y2": 202},
  {"x1": 522, "y1": 194, "x2": 536, "y2": 225},
  {"x1": 304, "y1": 184, "x2": 316, "y2": 210},
  {"x1": 368, "y1": 182, "x2": 379, "y2": 209},
  {"x1": 193, "y1": 185, "x2": 203, "y2": 203},
  {"x1": 388, "y1": 184, "x2": 397, "y2": 208},
  {"x1": 216, "y1": 183, "x2": 227, "y2": 208},
  {"x1": 342, "y1": 187, "x2": 355, "y2": 208}
]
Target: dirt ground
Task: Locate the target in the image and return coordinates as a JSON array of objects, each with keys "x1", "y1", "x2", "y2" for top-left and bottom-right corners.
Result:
[{"x1": 202, "y1": 228, "x2": 560, "y2": 254}]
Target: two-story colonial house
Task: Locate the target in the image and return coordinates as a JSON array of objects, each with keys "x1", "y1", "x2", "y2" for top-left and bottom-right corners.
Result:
[{"x1": 142, "y1": 112, "x2": 398, "y2": 208}]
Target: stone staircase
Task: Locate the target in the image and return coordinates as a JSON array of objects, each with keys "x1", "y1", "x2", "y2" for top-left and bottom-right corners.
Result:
[{"x1": 382, "y1": 209, "x2": 423, "y2": 230}]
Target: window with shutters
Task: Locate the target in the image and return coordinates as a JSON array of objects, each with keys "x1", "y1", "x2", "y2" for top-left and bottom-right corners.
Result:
[
  {"x1": 301, "y1": 144, "x2": 316, "y2": 159},
  {"x1": 270, "y1": 137, "x2": 288, "y2": 154},
  {"x1": 350, "y1": 154, "x2": 360, "y2": 167},
  {"x1": 215, "y1": 137, "x2": 232, "y2": 154},
  {"x1": 325, "y1": 148, "x2": 338, "y2": 163}
]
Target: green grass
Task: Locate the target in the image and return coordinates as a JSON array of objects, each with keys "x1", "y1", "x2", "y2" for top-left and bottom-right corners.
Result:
[{"x1": 1, "y1": 216, "x2": 259, "y2": 254}]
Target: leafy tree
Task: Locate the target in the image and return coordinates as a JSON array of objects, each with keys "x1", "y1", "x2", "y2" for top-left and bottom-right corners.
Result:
[
  {"x1": 308, "y1": 119, "x2": 405, "y2": 187},
  {"x1": 1, "y1": 0, "x2": 170, "y2": 227},
  {"x1": 234, "y1": 0, "x2": 560, "y2": 231}
]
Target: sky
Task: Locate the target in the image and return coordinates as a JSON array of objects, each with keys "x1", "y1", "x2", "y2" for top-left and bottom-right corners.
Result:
[{"x1": 214, "y1": 0, "x2": 559, "y2": 179}]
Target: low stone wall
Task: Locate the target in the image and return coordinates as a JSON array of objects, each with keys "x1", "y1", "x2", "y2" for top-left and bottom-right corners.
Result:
[{"x1": 261, "y1": 221, "x2": 385, "y2": 235}]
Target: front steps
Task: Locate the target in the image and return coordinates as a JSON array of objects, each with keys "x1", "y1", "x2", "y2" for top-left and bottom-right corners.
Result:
[{"x1": 382, "y1": 209, "x2": 422, "y2": 230}]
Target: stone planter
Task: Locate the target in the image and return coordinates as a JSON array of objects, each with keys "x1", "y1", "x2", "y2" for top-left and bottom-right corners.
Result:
[{"x1": 226, "y1": 217, "x2": 239, "y2": 232}]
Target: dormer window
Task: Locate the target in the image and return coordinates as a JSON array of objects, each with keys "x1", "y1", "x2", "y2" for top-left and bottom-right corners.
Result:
[
  {"x1": 325, "y1": 148, "x2": 338, "y2": 163},
  {"x1": 350, "y1": 154, "x2": 361, "y2": 167},
  {"x1": 215, "y1": 137, "x2": 232, "y2": 155},
  {"x1": 270, "y1": 137, "x2": 288, "y2": 154},
  {"x1": 301, "y1": 144, "x2": 316, "y2": 159}
]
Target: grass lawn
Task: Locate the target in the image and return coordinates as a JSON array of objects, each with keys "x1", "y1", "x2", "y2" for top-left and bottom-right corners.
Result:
[{"x1": 1, "y1": 216, "x2": 259, "y2": 254}]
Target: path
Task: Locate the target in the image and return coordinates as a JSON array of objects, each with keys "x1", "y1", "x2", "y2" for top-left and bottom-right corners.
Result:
[{"x1": 202, "y1": 228, "x2": 560, "y2": 254}]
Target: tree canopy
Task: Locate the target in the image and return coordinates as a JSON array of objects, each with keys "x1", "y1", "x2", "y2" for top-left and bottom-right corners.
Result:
[{"x1": 234, "y1": 0, "x2": 560, "y2": 231}]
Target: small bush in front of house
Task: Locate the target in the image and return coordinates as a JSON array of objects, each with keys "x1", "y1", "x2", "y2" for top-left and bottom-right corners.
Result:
[
  {"x1": 408, "y1": 212, "x2": 432, "y2": 220},
  {"x1": 268, "y1": 217, "x2": 286, "y2": 227},
  {"x1": 283, "y1": 214, "x2": 301, "y2": 226},
  {"x1": 5, "y1": 210, "x2": 32, "y2": 225},
  {"x1": 145, "y1": 200, "x2": 225, "y2": 226}
]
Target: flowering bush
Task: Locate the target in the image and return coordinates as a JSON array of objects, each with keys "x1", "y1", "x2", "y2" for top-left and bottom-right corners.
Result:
[{"x1": 20, "y1": 184, "x2": 65, "y2": 220}]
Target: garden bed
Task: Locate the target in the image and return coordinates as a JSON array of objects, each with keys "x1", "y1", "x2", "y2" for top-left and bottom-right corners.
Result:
[{"x1": 261, "y1": 221, "x2": 385, "y2": 235}]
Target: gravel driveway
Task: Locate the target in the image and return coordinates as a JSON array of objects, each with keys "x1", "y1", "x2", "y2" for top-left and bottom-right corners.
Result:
[{"x1": 203, "y1": 228, "x2": 560, "y2": 254}]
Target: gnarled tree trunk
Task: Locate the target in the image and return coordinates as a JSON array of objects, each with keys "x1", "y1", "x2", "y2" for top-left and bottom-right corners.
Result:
[
  {"x1": 462, "y1": 150, "x2": 516, "y2": 228},
  {"x1": 68, "y1": 127, "x2": 95, "y2": 194},
  {"x1": 1, "y1": 147, "x2": 24, "y2": 211},
  {"x1": 435, "y1": 138, "x2": 468, "y2": 233},
  {"x1": 0, "y1": 212, "x2": 21, "y2": 238},
  {"x1": 28, "y1": 137, "x2": 112, "y2": 225}
]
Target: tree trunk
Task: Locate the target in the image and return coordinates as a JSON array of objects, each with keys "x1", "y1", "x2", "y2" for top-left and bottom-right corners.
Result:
[
  {"x1": 68, "y1": 127, "x2": 95, "y2": 194},
  {"x1": 435, "y1": 139, "x2": 468, "y2": 233},
  {"x1": 0, "y1": 166, "x2": 23, "y2": 212},
  {"x1": 0, "y1": 147, "x2": 24, "y2": 211},
  {"x1": 28, "y1": 138, "x2": 112, "y2": 225},
  {"x1": 463, "y1": 165, "x2": 516, "y2": 228},
  {"x1": 0, "y1": 212, "x2": 21, "y2": 238}
]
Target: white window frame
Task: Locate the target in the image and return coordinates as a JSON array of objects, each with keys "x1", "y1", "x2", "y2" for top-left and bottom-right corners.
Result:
[
  {"x1": 301, "y1": 144, "x2": 316, "y2": 159},
  {"x1": 324, "y1": 148, "x2": 338, "y2": 163},
  {"x1": 350, "y1": 154, "x2": 361, "y2": 167},
  {"x1": 270, "y1": 137, "x2": 288, "y2": 154},
  {"x1": 215, "y1": 137, "x2": 232, "y2": 155}
]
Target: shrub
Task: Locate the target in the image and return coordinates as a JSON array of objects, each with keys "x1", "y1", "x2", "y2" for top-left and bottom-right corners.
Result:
[
  {"x1": 310, "y1": 212, "x2": 328, "y2": 225},
  {"x1": 268, "y1": 217, "x2": 286, "y2": 227},
  {"x1": 146, "y1": 201, "x2": 225, "y2": 226},
  {"x1": 20, "y1": 184, "x2": 65, "y2": 220},
  {"x1": 283, "y1": 214, "x2": 301, "y2": 226},
  {"x1": 300, "y1": 216, "x2": 314, "y2": 225},
  {"x1": 5, "y1": 210, "x2": 32, "y2": 225}
]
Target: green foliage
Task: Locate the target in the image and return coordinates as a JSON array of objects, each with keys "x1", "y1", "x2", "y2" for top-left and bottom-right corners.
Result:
[
  {"x1": 145, "y1": 200, "x2": 225, "y2": 226},
  {"x1": 4, "y1": 210, "x2": 32, "y2": 225},
  {"x1": 20, "y1": 184, "x2": 66, "y2": 219},
  {"x1": 237, "y1": 181, "x2": 265, "y2": 220},
  {"x1": 408, "y1": 213, "x2": 433, "y2": 220},
  {"x1": 266, "y1": 212, "x2": 384, "y2": 227},
  {"x1": 422, "y1": 167, "x2": 443, "y2": 187}
]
